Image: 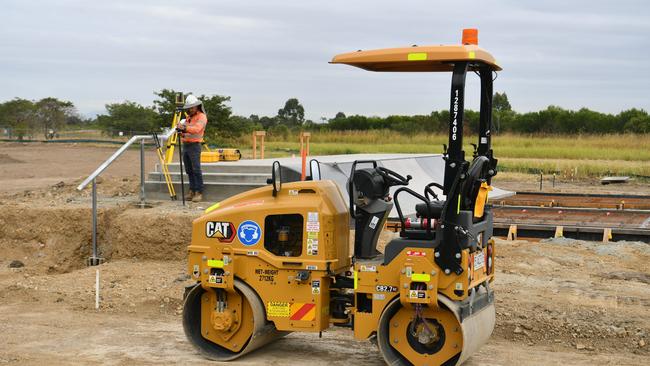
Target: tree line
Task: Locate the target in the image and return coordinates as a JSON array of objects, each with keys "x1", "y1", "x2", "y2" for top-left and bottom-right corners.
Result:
[
  {"x1": 0, "y1": 97, "x2": 90, "y2": 139},
  {"x1": 1, "y1": 91, "x2": 648, "y2": 142}
]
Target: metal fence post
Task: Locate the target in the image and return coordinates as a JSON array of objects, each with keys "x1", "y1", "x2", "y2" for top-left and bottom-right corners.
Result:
[
  {"x1": 91, "y1": 178, "x2": 98, "y2": 265},
  {"x1": 140, "y1": 138, "x2": 146, "y2": 204}
]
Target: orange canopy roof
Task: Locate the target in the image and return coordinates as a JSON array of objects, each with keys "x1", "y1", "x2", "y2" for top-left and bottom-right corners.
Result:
[{"x1": 330, "y1": 44, "x2": 501, "y2": 72}]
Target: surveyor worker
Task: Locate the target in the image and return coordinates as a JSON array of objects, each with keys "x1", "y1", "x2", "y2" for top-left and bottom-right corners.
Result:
[{"x1": 176, "y1": 94, "x2": 207, "y2": 202}]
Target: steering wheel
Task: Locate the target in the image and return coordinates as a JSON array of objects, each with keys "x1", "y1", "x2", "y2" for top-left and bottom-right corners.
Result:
[{"x1": 376, "y1": 167, "x2": 411, "y2": 187}]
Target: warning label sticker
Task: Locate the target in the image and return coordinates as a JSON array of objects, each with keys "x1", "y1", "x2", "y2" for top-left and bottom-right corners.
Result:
[
  {"x1": 369, "y1": 216, "x2": 379, "y2": 229},
  {"x1": 311, "y1": 280, "x2": 321, "y2": 295},
  {"x1": 409, "y1": 290, "x2": 426, "y2": 299},
  {"x1": 306, "y1": 222, "x2": 320, "y2": 232},
  {"x1": 268, "y1": 302, "x2": 316, "y2": 321},
  {"x1": 290, "y1": 303, "x2": 316, "y2": 321},
  {"x1": 307, "y1": 238, "x2": 319, "y2": 255},
  {"x1": 267, "y1": 301, "x2": 291, "y2": 317}
]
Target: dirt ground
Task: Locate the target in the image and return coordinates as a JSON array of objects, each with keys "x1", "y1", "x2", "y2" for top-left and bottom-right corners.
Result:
[{"x1": 0, "y1": 142, "x2": 648, "y2": 365}]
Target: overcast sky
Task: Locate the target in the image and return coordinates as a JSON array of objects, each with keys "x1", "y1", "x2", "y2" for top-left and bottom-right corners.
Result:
[{"x1": 1, "y1": 0, "x2": 648, "y2": 120}]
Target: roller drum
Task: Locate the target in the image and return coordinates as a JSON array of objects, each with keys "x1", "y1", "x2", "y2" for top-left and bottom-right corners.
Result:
[
  {"x1": 183, "y1": 279, "x2": 288, "y2": 361},
  {"x1": 377, "y1": 290, "x2": 495, "y2": 366}
]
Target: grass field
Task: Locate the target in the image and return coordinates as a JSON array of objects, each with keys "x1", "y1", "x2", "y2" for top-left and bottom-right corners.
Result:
[{"x1": 237, "y1": 131, "x2": 650, "y2": 179}]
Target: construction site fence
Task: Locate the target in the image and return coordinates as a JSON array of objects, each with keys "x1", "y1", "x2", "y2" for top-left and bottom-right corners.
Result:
[{"x1": 0, "y1": 127, "x2": 161, "y2": 142}]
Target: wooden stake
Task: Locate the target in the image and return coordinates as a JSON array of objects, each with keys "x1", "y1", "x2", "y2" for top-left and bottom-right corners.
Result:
[{"x1": 95, "y1": 269, "x2": 100, "y2": 310}]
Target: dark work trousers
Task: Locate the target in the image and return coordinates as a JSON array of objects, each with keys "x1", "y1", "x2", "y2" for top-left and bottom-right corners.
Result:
[{"x1": 182, "y1": 142, "x2": 203, "y2": 193}]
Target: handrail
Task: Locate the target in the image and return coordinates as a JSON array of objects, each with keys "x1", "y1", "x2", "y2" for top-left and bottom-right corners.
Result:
[
  {"x1": 76, "y1": 127, "x2": 177, "y2": 266},
  {"x1": 77, "y1": 128, "x2": 175, "y2": 191}
]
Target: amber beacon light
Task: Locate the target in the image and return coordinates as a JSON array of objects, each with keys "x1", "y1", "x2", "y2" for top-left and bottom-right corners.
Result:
[{"x1": 462, "y1": 28, "x2": 479, "y2": 45}]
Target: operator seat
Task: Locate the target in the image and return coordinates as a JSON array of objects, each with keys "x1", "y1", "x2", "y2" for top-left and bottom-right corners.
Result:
[
  {"x1": 414, "y1": 156, "x2": 491, "y2": 220},
  {"x1": 415, "y1": 200, "x2": 444, "y2": 219},
  {"x1": 460, "y1": 156, "x2": 490, "y2": 215}
]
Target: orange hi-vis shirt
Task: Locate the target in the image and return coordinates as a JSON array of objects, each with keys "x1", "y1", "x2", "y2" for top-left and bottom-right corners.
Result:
[{"x1": 182, "y1": 111, "x2": 207, "y2": 143}]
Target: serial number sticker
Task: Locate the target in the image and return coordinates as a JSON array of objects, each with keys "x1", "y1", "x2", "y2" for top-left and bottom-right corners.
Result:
[
  {"x1": 373, "y1": 293, "x2": 386, "y2": 300},
  {"x1": 267, "y1": 302, "x2": 291, "y2": 317},
  {"x1": 246, "y1": 250, "x2": 259, "y2": 256},
  {"x1": 360, "y1": 265, "x2": 376, "y2": 272},
  {"x1": 474, "y1": 252, "x2": 485, "y2": 270},
  {"x1": 306, "y1": 265, "x2": 318, "y2": 271}
]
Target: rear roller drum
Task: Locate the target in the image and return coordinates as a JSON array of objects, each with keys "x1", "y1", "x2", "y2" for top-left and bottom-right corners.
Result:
[
  {"x1": 183, "y1": 279, "x2": 286, "y2": 361},
  {"x1": 377, "y1": 296, "x2": 494, "y2": 366}
]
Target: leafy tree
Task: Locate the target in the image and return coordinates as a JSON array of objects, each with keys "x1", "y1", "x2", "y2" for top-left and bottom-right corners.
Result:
[
  {"x1": 34, "y1": 97, "x2": 75, "y2": 138},
  {"x1": 0, "y1": 98, "x2": 37, "y2": 139},
  {"x1": 493, "y1": 92, "x2": 512, "y2": 112},
  {"x1": 96, "y1": 101, "x2": 158, "y2": 136},
  {"x1": 334, "y1": 111, "x2": 346, "y2": 119},
  {"x1": 259, "y1": 116, "x2": 278, "y2": 129},
  {"x1": 624, "y1": 115, "x2": 650, "y2": 133},
  {"x1": 492, "y1": 92, "x2": 512, "y2": 134},
  {"x1": 277, "y1": 98, "x2": 305, "y2": 127},
  {"x1": 617, "y1": 109, "x2": 648, "y2": 132},
  {"x1": 153, "y1": 89, "x2": 182, "y2": 129},
  {"x1": 196, "y1": 93, "x2": 236, "y2": 142},
  {"x1": 269, "y1": 124, "x2": 290, "y2": 140}
]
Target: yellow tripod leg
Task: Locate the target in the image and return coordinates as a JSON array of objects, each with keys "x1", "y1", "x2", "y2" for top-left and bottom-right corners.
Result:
[
  {"x1": 164, "y1": 111, "x2": 184, "y2": 164},
  {"x1": 156, "y1": 147, "x2": 177, "y2": 200}
]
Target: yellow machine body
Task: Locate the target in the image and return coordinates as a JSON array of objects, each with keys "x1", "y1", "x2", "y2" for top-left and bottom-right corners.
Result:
[
  {"x1": 184, "y1": 179, "x2": 495, "y2": 364},
  {"x1": 186, "y1": 181, "x2": 350, "y2": 349}
]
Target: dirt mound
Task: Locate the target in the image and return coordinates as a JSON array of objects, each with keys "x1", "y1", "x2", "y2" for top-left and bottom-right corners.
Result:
[
  {"x1": 0, "y1": 197, "x2": 198, "y2": 273},
  {"x1": 106, "y1": 208, "x2": 194, "y2": 261},
  {"x1": 0, "y1": 204, "x2": 96, "y2": 273}
]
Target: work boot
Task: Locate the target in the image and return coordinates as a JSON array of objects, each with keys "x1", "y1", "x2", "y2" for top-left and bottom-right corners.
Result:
[
  {"x1": 184, "y1": 190, "x2": 194, "y2": 201},
  {"x1": 192, "y1": 192, "x2": 203, "y2": 202}
]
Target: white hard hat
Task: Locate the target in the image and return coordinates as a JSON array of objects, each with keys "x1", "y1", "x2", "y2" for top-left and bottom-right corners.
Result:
[{"x1": 183, "y1": 94, "x2": 202, "y2": 109}]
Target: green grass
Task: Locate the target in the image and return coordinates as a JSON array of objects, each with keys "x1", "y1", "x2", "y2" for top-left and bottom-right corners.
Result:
[{"x1": 236, "y1": 130, "x2": 650, "y2": 178}]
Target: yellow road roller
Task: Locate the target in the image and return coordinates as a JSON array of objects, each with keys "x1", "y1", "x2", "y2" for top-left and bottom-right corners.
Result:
[{"x1": 183, "y1": 29, "x2": 500, "y2": 365}]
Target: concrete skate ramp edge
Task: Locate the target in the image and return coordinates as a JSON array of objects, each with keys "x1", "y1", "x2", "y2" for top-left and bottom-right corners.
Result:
[{"x1": 277, "y1": 153, "x2": 512, "y2": 218}]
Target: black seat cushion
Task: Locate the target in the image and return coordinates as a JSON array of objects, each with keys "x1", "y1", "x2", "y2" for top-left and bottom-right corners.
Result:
[{"x1": 415, "y1": 200, "x2": 445, "y2": 218}]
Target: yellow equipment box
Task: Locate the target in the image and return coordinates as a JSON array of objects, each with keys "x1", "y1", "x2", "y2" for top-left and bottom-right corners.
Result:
[
  {"x1": 200, "y1": 152, "x2": 220, "y2": 163},
  {"x1": 219, "y1": 148, "x2": 242, "y2": 161},
  {"x1": 200, "y1": 149, "x2": 241, "y2": 163}
]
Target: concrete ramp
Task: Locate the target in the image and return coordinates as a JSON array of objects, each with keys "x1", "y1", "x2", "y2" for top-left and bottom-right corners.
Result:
[{"x1": 145, "y1": 153, "x2": 512, "y2": 217}]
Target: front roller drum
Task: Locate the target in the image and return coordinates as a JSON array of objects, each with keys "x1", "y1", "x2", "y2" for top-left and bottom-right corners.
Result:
[
  {"x1": 183, "y1": 279, "x2": 286, "y2": 361},
  {"x1": 377, "y1": 296, "x2": 495, "y2": 366}
]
